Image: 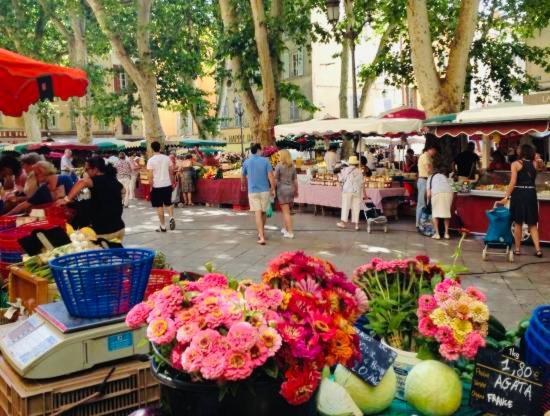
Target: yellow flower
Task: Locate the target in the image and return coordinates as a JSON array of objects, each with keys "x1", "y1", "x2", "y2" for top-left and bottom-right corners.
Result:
[
  {"x1": 280, "y1": 292, "x2": 291, "y2": 310},
  {"x1": 430, "y1": 308, "x2": 450, "y2": 326},
  {"x1": 470, "y1": 301, "x2": 489, "y2": 323},
  {"x1": 450, "y1": 318, "x2": 473, "y2": 341}
]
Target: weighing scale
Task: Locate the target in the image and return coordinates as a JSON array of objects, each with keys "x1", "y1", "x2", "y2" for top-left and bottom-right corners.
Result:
[{"x1": 0, "y1": 302, "x2": 149, "y2": 379}]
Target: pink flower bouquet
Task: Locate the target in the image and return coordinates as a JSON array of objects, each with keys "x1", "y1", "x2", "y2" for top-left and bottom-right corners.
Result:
[
  {"x1": 352, "y1": 256, "x2": 446, "y2": 351},
  {"x1": 417, "y1": 279, "x2": 489, "y2": 361},
  {"x1": 126, "y1": 273, "x2": 284, "y2": 383},
  {"x1": 262, "y1": 251, "x2": 367, "y2": 405}
]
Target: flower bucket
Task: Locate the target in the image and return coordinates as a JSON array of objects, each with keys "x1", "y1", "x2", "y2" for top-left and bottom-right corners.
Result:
[
  {"x1": 383, "y1": 340, "x2": 421, "y2": 400},
  {"x1": 150, "y1": 360, "x2": 316, "y2": 416}
]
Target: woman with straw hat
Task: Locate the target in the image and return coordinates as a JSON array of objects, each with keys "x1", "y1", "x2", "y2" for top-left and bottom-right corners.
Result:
[{"x1": 337, "y1": 155, "x2": 364, "y2": 230}]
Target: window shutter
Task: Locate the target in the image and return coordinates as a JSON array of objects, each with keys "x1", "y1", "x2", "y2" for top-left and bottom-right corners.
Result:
[
  {"x1": 282, "y1": 50, "x2": 289, "y2": 79},
  {"x1": 297, "y1": 48, "x2": 304, "y2": 76}
]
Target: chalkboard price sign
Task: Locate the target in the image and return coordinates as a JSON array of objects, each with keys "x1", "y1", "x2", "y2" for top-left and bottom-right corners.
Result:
[
  {"x1": 351, "y1": 329, "x2": 397, "y2": 386},
  {"x1": 470, "y1": 346, "x2": 544, "y2": 416}
]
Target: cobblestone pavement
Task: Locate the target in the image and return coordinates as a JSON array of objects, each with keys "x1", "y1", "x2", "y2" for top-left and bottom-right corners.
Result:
[{"x1": 123, "y1": 201, "x2": 549, "y2": 329}]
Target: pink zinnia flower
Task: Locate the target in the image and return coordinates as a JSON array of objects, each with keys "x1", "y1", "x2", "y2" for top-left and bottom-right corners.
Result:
[
  {"x1": 244, "y1": 284, "x2": 284, "y2": 311},
  {"x1": 176, "y1": 321, "x2": 200, "y2": 344},
  {"x1": 181, "y1": 346, "x2": 202, "y2": 373},
  {"x1": 465, "y1": 286, "x2": 487, "y2": 302},
  {"x1": 227, "y1": 322, "x2": 258, "y2": 351},
  {"x1": 434, "y1": 279, "x2": 459, "y2": 295},
  {"x1": 435, "y1": 325, "x2": 454, "y2": 344},
  {"x1": 190, "y1": 329, "x2": 221, "y2": 355},
  {"x1": 461, "y1": 331, "x2": 486, "y2": 360},
  {"x1": 439, "y1": 342, "x2": 461, "y2": 361},
  {"x1": 125, "y1": 302, "x2": 152, "y2": 329},
  {"x1": 418, "y1": 295, "x2": 437, "y2": 313},
  {"x1": 147, "y1": 317, "x2": 176, "y2": 345},
  {"x1": 200, "y1": 352, "x2": 227, "y2": 380},
  {"x1": 250, "y1": 341, "x2": 270, "y2": 367},
  {"x1": 258, "y1": 326, "x2": 282, "y2": 357},
  {"x1": 197, "y1": 273, "x2": 228, "y2": 291},
  {"x1": 418, "y1": 317, "x2": 438, "y2": 337},
  {"x1": 224, "y1": 350, "x2": 254, "y2": 381}
]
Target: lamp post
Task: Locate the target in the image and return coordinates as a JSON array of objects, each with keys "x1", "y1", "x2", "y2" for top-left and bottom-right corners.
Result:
[
  {"x1": 233, "y1": 97, "x2": 245, "y2": 158},
  {"x1": 326, "y1": 0, "x2": 360, "y2": 119}
]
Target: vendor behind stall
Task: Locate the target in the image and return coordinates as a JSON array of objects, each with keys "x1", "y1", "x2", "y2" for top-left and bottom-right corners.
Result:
[
  {"x1": 58, "y1": 157, "x2": 125, "y2": 241},
  {"x1": 453, "y1": 142, "x2": 480, "y2": 181},
  {"x1": 324, "y1": 143, "x2": 340, "y2": 173},
  {"x1": 7, "y1": 161, "x2": 74, "y2": 215}
]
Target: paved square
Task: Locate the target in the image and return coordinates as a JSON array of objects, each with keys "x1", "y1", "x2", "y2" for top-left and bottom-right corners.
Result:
[{"x1": 123, "y1": 201, "x2": 549, "y2": 329}]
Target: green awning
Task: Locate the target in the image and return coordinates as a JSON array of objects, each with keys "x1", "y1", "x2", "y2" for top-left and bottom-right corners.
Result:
[
  {"x1": 96, "y1": 141, "x2": 122, "y2": 150},
  {"x1": 424, "y1": 114, "x2": 457, "y2": 124}
]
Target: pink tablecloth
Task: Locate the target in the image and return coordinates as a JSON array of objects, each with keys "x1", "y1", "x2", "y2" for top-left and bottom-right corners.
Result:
[{"x1": 295, "y1": 180, "x2": 406, "y2": 210}]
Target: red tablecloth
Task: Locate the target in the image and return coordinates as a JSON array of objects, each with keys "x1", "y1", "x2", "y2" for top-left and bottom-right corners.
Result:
[
  {"x1": 194, "y1": 179, "x2": 249, "y2": 206},
  {"x1": 455, "y1": 193, "x2": 550, "y2": 242}
]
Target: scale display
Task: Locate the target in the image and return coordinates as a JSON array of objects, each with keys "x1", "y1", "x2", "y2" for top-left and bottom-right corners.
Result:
[
  {"x1": 0, "y1": 303, "x2": 149, "y2": 379},
  {"x1": 2, "y1": 315, "x2": 62, "y2": 369}
]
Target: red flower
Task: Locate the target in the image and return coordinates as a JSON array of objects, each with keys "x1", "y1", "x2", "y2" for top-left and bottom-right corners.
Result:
[
  {"x1": 415, "y1": 255, "x2": 430, "y2": 265},
  {"x1": 280, "y1": 366, "x2": 321, "y2": 405}
]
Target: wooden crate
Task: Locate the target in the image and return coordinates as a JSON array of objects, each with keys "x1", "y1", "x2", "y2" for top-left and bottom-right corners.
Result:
[
  {"x1": 8, "y1": 266, "x2": 49, "y2": 314},
  {"x1": 0, "y1": 357, "x2": 159, "y2": 416}
]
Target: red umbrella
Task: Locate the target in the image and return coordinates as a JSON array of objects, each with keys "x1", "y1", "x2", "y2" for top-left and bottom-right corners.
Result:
[{"x1": 0, "y1": 48, "x2": 88, "y2": 117}]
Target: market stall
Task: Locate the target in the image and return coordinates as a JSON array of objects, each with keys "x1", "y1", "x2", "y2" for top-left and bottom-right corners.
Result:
[
  {"x1": 295, "y1": 174, "x2": 408, "y2": 218},
  {"x1": 426, "y1": 103, "x2": 550, "y2": 242}
]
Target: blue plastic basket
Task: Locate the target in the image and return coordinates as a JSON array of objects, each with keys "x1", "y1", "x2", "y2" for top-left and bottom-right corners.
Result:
[
  {"x1": 524, "y1": 305, "x2": 549, "y2": 369},
  {"x1": 49, "y1": 248, "x2": 155, "y2": 318}
]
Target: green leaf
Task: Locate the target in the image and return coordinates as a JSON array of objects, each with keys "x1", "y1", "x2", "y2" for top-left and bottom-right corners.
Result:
[
  {"x1": 416, "y1": 344, "x2": 436, "y2": 360},
  {"x1": 264, "y1": 359, "x2": 279, "y2": 379}
]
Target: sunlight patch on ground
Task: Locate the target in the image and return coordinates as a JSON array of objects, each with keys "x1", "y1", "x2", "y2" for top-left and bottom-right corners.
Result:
[
  {"x1": 215, "y1": 253, "x2": 234, "y2": 260},
  {"x1": 357, "y1": 244, "x2": 391, "y2": 254},
  {"x1": 317, "y1": 250, "x2": 335, "y2": 257},
  {"x1": 211, "y1": 224, "x2": 238, "y2": 231}
]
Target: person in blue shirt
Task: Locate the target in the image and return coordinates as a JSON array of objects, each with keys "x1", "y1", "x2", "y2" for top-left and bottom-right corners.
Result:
[{"x1": 241, "y1": 143, "x2": 275, "y2": 245}]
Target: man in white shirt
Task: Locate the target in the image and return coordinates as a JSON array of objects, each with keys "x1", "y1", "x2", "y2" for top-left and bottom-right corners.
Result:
[{"x1": 147, "y1": 141, "x2": 175, "y2": 232}]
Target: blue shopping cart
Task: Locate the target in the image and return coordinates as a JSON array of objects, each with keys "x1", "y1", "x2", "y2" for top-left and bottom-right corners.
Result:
[{"x1": 482, "y1": 203, "x2": 514, "y2": 262}]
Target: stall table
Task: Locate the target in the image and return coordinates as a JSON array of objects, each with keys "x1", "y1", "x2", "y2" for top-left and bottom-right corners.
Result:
[
  {"x1": 194, "y1": 178, "x2": 249, "y2": 207},
  {"x1": 295, "y1": 176, "x2": 407, "y2": 214},
  {"x1": 455, "y1": 190, "x2": 550, "y2": 243}
]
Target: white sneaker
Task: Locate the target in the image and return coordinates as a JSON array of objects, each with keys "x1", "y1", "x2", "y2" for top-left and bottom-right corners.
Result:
[
  {"x1": 281, "y1": 228, "x2": 287, "y2": 234},
  {"x1": 283, "y1": 231, "x2": 294, "y2": 239},
  {"x1": 432, "y1": 234, "x2": 441, "y2": 240}
]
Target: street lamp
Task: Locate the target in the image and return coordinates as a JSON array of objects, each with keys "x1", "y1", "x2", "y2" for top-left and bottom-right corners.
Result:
[
  {"x1": 233, "y1": 96, "x2": 245, "y2": 158},
  {"x1": 326, "y1": 0, "x2": 340, "y2": 25}
]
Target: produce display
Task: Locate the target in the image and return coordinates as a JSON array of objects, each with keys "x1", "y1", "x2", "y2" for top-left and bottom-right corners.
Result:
[
  {"x1": 317, "y1": 374, "x2": 362, "y2": 416},
  {"x1": 21, "y1": 228, "x2": 100, "y2": 282},
  {"x1": 404, "y1": 360, "x2": 462, "y2": 416},
  {"x1": 474, "y1": 184, "x2": 507, "y2": 192},
  {"x1": 333, "y1": 365, "x2": 397, "y2": 415}
]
